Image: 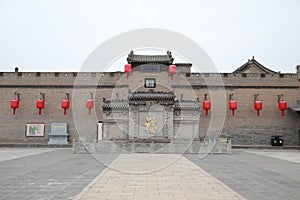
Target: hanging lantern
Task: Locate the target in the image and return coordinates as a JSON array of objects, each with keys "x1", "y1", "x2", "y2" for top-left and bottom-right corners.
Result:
[
  {"x1": 168, "y1": 65, "x2": 176, "y2": 80},
  {"x1": 254, "y1": 100, "x2": 263, "y2": 116},
  {"x1": 254, "y1": 94, "x2": 262, "y2": 116},
  {"x1": 228, "y1": 94, "x2": 237, "y2": 116},
  {"x1": 62, "y1": 93, "x2": 70, "y2": 115},
  {"x1": 86, "y1": 100, "x2": 94, "y2": 115},
  {"x1": 10, "y1": 93, "x2": 20, "y2": 115},
  {"x1": 229, "y1": 100, "x2": 237, "y2": 116},
  {"x1": 202, "y1": 94, "x2": 211, "y2": 116},
  {"x1": 124, "y1": 64, "x2": 132, "y2": 79},
  {"x1": 203, "y1": 100, "x2": 211, "y2": 116},
  {"x1": 36, "y1": 93, "x2": 45, "y2": 115},
  {"x1": 10, "y1": 99, "x2": 19, "y2": 115},
  {"x1": 36, "y1": 100, "x2": 45, "y2": 115},
  {"x1": 278, "y1": 100, "x2": 287, "y2": 117},
  {"x1": 86, "y1": 93, "x2": 94, "y2": 115}
]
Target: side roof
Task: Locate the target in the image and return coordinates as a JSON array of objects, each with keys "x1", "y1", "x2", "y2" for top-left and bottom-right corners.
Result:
[{"x1": 233, "y1": 57, "x2": 279, "y2": 74}]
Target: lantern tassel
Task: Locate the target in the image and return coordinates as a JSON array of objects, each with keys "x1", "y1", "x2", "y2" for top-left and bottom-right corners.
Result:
[
  {"x1": 38, "y1": 109, "x2": 41, "y2": 115},
  {"x1": 64, "y1": 109, "x2": 67, "y2": 115},
  {"x1": 282, "y1": 111, "x2": 284, "y2": 117},
  {"x1": 13, "y1": 109, "x2": 16, "y2": 115},
  {"x1": 89, "y1": 109, "x2": 91, "y2": 115},
  {"x1": 232, "y1": 110, "x2": 235, "y2": 116},
  {"x1": 257, "y1": 110, "x2": 260, "y2": 117},
  {"x1": 205, "y1": 110, "x2": 208, "y2": 116}
]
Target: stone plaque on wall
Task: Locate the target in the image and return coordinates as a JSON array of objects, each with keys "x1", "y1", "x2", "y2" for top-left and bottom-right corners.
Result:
[{"x1": 138, "y1": 111, "x2": 165, "y2": 138}]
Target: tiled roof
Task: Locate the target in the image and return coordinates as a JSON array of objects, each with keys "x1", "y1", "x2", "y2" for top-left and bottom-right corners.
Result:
[{"x1": 127, "y1": 50, "x2": 174, "y2": 65}]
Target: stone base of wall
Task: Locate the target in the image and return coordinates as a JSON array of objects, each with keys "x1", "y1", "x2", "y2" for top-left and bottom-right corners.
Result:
[
  {"x1": 223, "y1": 127, "x2": 299, "y2": 146},
  {"x1": 72, "y1": 139, "x2": 232, "y2": 154}
]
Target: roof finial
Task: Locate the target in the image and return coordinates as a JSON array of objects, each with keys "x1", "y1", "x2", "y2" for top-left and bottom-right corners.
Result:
[{"x1": 252, "y1": 56, "x2": 255, "y2": 60}]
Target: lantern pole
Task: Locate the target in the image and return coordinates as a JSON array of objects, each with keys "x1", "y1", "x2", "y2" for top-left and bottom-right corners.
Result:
[
  {"x1": 277, "y1": 94, "x2": 283, "y2": 102},
  {"x1": 254, "y1": 94, "x2": 259, "y2": 102},
  {"x1": 229, "y1": 93, "x2": 233, "y2": 101},
  {"x1": 65, "y1": 93, "x2": 70, "y2": 100},
  {"x1": 40, "y1": 92, "x2": 45, "y2": 100},
  {"x1": 15, "y1": 92, "x2": 20, "y2": 101}
]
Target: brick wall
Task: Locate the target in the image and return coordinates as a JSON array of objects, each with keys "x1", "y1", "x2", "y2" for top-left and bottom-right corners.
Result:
[{"x1": 0, "y1": 69, "x2": 299, "y2": 145}]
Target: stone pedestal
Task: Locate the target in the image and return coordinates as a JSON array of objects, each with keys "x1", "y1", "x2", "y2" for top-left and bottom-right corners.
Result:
[{"x1": 48, "y1": 123, "x2": 69, "y2": 145}]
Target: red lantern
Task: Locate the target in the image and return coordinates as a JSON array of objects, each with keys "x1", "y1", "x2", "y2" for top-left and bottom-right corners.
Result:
[
  {"x1": 254, "y1": 100, "x2": 262, "y2": 116},
  {"x1": 10, "y1": 99, "x2": 19, "y2": 115},
  {"x1": 86, "y1": 99, "x2": 94, "y2": 115},
  {"x1": 124, "y1": 64, "x2": 132, "y2": 79},
  {"x1": 278, "y1": 100, "x2": 287, "y2": 117},
  {"x1": 168, "y1": 65, "x2": 176, "y2": 80},
  {"x1": 203, "y1": 100, "x2": 211, "y2": 116},
  {"x1": 62, "y1": 99, "x2": 70, "y2": 115},
  {"x1": 229, "y1": 100, "x2": 237, "y2": 116},
  {"x1": 36, "y1": 99, "x2": 45, "y2": 115}
]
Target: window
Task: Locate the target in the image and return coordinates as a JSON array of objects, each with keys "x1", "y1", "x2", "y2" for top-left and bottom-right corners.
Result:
[
  {"x1": 186, "y1": 73, "x2": 190, "y2": 77},
  {"x1": 261, "y1": 73, "x2": 266, "y2": 78},
  {"x1": 279, "y1": 74, "x2": 284, "y2": 78},
  {"x1": 54, "y1": 72, "x2": 59, "y2": 77},
  {"x1": 223, "y1": 73, "x2": 228, "y2": 77},
  {"x1": 144, "y1": 78, "x2": 156, "y2": 88},
  {"x1": 73, "y1": 73, "x2": 77, "y2": 77},
  {"x1": 242, "y1": 73, "x2": 247, "y2": 77},
  {"x1": 17, "y1": 72, "x2": 22, "y2": 76},
  {"x1": 36, "y1": 72, "x2": 41, "y2": 77}
]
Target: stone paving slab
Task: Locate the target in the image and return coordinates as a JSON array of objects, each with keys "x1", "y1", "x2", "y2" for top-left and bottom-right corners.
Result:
[
  {"x1": 0, "y1": 148, "x2": 54, "y2": 162},
  {"x1": 185, "y1": 149, "x2": 300, "y2": 200},
  {"x1": 244, "y1": 149, "x2": 300, "y2": 163},
  {"x1": 74, "y1": 154, "x2": 245, "y2": 200},
  {"x1": 0, "y1": 148, "x2": 109, "y2": 200}
]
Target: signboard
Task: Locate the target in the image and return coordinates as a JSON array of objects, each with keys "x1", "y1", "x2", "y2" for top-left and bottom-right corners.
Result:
[
  {"x1": 50, "y1": 123, "x2": 67, "y2": 134},
  {"x1": 144, "y1": 78, "x2": 156, "y2": 88},
  {"x1": 141, "y1": 65, "x2": 160, "y2": 73},
  {"x1": 26, "y1": 124, "x2": 45, "y2": 137}
]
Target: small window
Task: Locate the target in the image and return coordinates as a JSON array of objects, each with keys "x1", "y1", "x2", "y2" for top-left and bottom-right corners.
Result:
[
  {"x1": 0, "y1": 72, "x2": 3, "y2": 76},
  {"x1": 144, "y1": 78, "x2": 156, "y2": 88},
  {"x1": 54, "y1": 72, "x2": 59, "y2": 77},
  {"x1": 110, "y1": 72, "x2": 114, "y2": 77},
  {"x1": 242, "y1": 73, "x2": 247, "y2": 77},
  {"x1": 73, "y1": 73, "x2": 77, "y2": 77},
  {"x1": 17, "y1": 72, "x2": 22, "y2": 76},
  {"x1": 261, "y1": 73, "x2": 265, "y2": 78},
  {"x1": 186, "y1": 73, "x2": 190, "y2": 77},
  {"x1": 279, "y1": 74, "x2": 284, "y2": 78},
  {"x1": 91, "y1": 72, "x2": 96, "y2": 77},
  {"x1": 36, "y1": 72, "x2": 41, "y2": 77},
  {"x1": 223, "y1": 73, "x2": 228, "y2": 77}
]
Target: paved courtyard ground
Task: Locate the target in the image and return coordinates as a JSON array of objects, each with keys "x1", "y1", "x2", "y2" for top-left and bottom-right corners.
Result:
[{"x1": 0, "y1": 148, "x2": 299, "y2": 200}]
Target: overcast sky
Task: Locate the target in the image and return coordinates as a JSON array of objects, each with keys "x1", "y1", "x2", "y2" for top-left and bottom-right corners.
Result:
[{"x1": 0, "y1": 0, "x2": 299, "y2": 73}]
